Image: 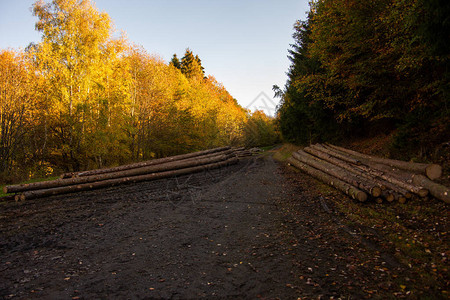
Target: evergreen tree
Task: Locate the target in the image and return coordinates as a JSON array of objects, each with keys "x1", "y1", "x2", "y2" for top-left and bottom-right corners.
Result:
[
  {"x1": 275, "y1": 18, "x2": 339, "y2": 144},
  {"x1": 195, "y1": 54, "x2": 205, "y2": 77},
  {"x1": 276, "y1": 0, "x2": 449, "y2": 156},
  {"x1": 169, "y1": 54, "x2": 181, "y2": 69},
  {"x1": 181, "y1": 49, "x2": 203, "y2": 79}
]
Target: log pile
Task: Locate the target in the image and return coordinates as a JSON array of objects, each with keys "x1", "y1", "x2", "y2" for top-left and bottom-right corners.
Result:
[
  {"x1": 233, "y1": 147, "x2": 263, "y2": 158},
  {"x1": 5, "y1": 146, "x2": 248, "y2": 201},
  {"x1": 288, "y1": 144, "x2": 449, "y2": 204}
]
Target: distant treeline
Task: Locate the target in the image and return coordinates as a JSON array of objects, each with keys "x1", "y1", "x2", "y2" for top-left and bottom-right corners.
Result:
[
  {"x1": 0, "y1": 0, "x2": 278, "y2": 182},
  {"x1": 275, "y1": 0, "x2": 449, "y2": 158}
]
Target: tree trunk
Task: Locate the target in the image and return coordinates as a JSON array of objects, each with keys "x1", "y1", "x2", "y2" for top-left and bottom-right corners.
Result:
[
  {"x1": 293, "y1": 151, "x2": 382, "y2": 197},
  {"x1": 352, "y1": 163, "x2": 428, "y2": 197},
  {"x1": 412, "y1": 174, "x2": 450, "y2": 203},
  {"x1": 324, "y1": 144, "x2": 425, "y2": 183},
  {"x1": 61, "y1": 146, "x2": 231, "y2": 178},
  {"x1": 5, "y1": 152, "x2": 232, "y2": 194},
  {"x1": 287, "y1": 157, "x2": 367, "y2": 202},
  {"x1": 312, "y1": 144, "x2": 428, "y2": 197},
  {"x1": 17, "y1": 157, "x2": 239, "y2": 201},
  {"x1": 304, "y1": 146, "x2": 394, "y2": 191},
  {"x1": 310, "y1": 144, "x2": 361, "y2": 165},
  {"x1": 303, "y1": 145, "x2": 423, "y2": 200},
  {"x1": 326, "y1": 143, "x2": 442, "y2": 180},
  {"x1": 381, "y1": 190, "x2": 395, "y2": 202}
]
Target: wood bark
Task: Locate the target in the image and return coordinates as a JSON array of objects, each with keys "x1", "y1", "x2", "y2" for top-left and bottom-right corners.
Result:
[
  {"x1": 310, "y1": 144, "x2": 361, "y2": 165},
  {"x1": 326, "y1": 143, "x2": 442, "y2": 180},
  {"x1": 234, "y1": 149, "x2": 252, "y2": 157},
  {"x1": 61, "y1": 146, "x2": 231, "y2": 178},
  {"x1": 293, "y1": 151, "x2": 382, "y2": 197},
  {"x1": 412, "y1": 174, "x2": 450, "y2": 204},
  {"x1": 325, "y1": 144, "x2": 425, "y2": 184},
  {"x1": 17, "y1": 157, "x2": 239, "y2": 201},
  {"x1": 398, "y1": 194, "x2": 407, "y2": 204},
  {"x1": 381, "y1": 190, "x2": 395, "y2": 202},
  {"x1": 304, "y1": 145, "x2": 432, "y2": 202},
  {"x1": 304, "y1": 146, "x2": 399, "y2": 194},
  {"x1": 352, "y1": 163, "x2": 428, "y2": 197},
  {"x1": 313, "y1": 144, "x2": 428, "y2": 197},
  {"x1": 5, "y1": 153, "x2": 232, "y2": 194},
  {"x1": 287, "y1": 157, "x2": 367, "y2": 202}
]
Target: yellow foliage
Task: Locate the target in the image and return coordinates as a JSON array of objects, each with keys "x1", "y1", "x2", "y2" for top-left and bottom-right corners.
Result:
[{"x1": 0, "y1": 0, "x2": 253, "y2": 177}]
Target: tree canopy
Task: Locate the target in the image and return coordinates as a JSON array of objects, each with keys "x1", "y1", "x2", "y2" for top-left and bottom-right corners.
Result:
[
  {"x1": 276, "y1": 0, "x2": 449, "y2": 158},
  {"x1": 0, "y1": 0, "x2": 278, "y2": 181}
]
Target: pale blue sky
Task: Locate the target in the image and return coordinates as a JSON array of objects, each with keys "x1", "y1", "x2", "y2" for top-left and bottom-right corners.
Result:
[{"x1": 0, "y1": 0, "x2": 310, "y2": 114}]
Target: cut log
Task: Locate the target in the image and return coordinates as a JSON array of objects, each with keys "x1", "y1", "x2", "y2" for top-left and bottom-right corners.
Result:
[
  {"x1": 5, "y1": 153, "x2": 231, "y2": 194},
  {"x1": 367, "y1": 162, "x2": 419, "y2": 183},
  {"x1": 398, "y1": 196, "x2": 407, "y2": 204},
  {"x1": 312, "y1": 144, "x2": 428, "y2": 197},
  {"x1": 393, "y1": 192, "x2": 407, "y2": 203},
  {"x1": 17, "y1": 157, "x2": 239, "y2": 201},
  {"x1": 304, "y1": 146, "x2": 395, "y2": 192},
  {"x1": 311, "y1": 144, "x2": 361, "y2": 165},
  {"x1": 352, "y1": 163, "x2": 428, "y2": 197},
  {"x1": 381, "y1": 191, "x2": 395, "y2": 202},
  {"x1": 412, "y1": 174, "x2": 450, "y2": 204},
  {"x1": 322, "y1": 144, "x2": 420, "y2": 183},
  {"x1": 234, "y1": 149, "x2": 253, "y2": 157},
  {"x1": 61, "y1": 146, "x2": 231, "y2": 178},
  {"x1": 303, "y1": 146, "x2": 422, "y2": 200},
  {"x1": 287, "y1": 157, "x2": 367, "y2": 202},
  {"x1": 293, "y1": 151, "x2": 381, "y2": 197},
  {"x1": 326, "y1": 143, "x2": 442, "y2": 180},
  {"x1": 304, "y1": 147, "x2": 366, "y2": 175}
]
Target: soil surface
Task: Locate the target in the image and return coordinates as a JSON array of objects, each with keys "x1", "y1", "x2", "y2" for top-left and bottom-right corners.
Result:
[{"x1": 0, "y1": 155, "x2": 432, "y2": 299}]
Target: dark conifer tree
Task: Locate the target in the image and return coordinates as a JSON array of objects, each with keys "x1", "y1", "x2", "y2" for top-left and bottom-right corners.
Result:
[
  {"x1": 275, "y1": 18, "x2": 338, "y2": 144},
  {"x1": 195, "y1": 54, "x2": 205, "y2": 76},
  {"x1": 169, "y1": 54, "x2": 181, "y2": 69},
  {"x1": 181, "y1": 49, "x2": 203, "y2": 79}
]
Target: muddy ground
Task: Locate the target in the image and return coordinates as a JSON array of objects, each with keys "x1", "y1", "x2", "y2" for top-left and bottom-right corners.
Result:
[{"x1": 0, "y1": 155, "x2": 446, "y2": 299}]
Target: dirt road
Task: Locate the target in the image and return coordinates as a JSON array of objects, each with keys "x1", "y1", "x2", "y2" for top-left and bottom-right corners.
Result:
[{"x1": 1, "y1": 156, "x2": 412, "y2": 299}]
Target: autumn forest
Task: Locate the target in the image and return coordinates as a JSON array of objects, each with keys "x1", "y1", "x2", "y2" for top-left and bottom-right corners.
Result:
[
  {"x1": 1, "y1": 0, "x2": 449, "y2": 183},
  {"x1": 0, "y1": 0, "x2": 278, "y2": 181}
]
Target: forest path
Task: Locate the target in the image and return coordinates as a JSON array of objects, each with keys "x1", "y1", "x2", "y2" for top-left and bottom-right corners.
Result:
[{"x1": 1, "y1": 156, "x2": 406, "y2": 299}]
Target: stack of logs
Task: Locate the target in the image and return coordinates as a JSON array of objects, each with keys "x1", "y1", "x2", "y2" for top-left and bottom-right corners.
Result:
[
  {"x1": 233, "y1": 147, "x2": 263, "y2": 158},
  {"x1": 4, "y1": 146, "x2": 249, "y2": 201},
  {"x1": 288, "y1": 144, "x2": 449, "y2": 204}
]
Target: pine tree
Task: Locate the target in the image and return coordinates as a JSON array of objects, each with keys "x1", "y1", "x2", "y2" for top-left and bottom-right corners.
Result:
[
  {"x1": 180, "y1": 49, "x2": 203, "y2": 79},
  {"x1": 169, "y1": 54, "x2": 181, "y2": 69},
  {"x1": 275, "y1": 18, "x2": 338, "y2": 144},
  {"x1": 195, "y1": 54, "x2": 205, "y2": 77}
]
